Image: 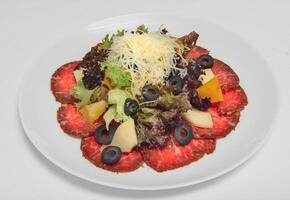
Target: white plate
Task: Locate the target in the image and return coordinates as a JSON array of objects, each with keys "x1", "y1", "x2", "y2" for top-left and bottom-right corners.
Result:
[{"x1": 18, "y1": 13, "x2": 277, "y2": 190}]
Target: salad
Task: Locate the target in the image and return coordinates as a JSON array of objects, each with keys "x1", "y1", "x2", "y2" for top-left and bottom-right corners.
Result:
[{"x1": 51, "y1": 25, "x2": 248, "y2": 172}]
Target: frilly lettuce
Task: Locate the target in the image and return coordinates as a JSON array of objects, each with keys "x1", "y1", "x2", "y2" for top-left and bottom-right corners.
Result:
[
  {"x1": 103, "y1": 89, "x2": 132, "y2": 128},
  {"x1": 136, "y1": 24, "x2": 149, "y2": 34},
  {"x1": 102, "y1": 34, "x2": 113, "y2": 49},
  {"x1": 100, "y1": 61, "x2": 132, "y2": 90},
  {"x1": 70, "y1": 80, "x2": 100, "y2": 109},
  {"x1": 101, "y1": 29, "x2": 127, "y2": 49}
]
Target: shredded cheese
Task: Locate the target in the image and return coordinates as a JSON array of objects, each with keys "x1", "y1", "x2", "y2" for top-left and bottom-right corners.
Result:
[{"x1": 107, "y1": 32, "x2": 182, "y2": 95}]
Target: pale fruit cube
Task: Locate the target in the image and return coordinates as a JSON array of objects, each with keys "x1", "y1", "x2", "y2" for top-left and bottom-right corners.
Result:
[
  {"x1": 73, "y1": 69, "x2": 84, "y2": 82},
  {"x1": 80, "y1": 100, "x2": 107, "y2": 124},
  {"x1": 110, "y1": 118, "x2": 137, "y2": 152},
  {"x1": 182, "y1": 109, "x2": 213, "y2": 128},
  {"x1": 199, "y1": 69, "x2": 215, "y2": 84}
]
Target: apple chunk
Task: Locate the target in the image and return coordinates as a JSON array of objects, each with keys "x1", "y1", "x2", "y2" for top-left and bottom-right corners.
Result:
[
  {"x1": 182, "y1": 109, "x2": 213, "y2": 128},
  {"x1": 73, "y1": 69, "x2": 84, "y2": 82},
  {"x1": 110, "y1": 118, "x2": 138, "y2": 152},
  {"x1": 199, "y1": 69, "x2": 215, "y2": 84}
]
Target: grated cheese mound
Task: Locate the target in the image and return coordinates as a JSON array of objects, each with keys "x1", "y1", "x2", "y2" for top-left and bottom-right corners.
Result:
[{"x1": 107, "y1": 32, "x2": 182, "y2": 95}]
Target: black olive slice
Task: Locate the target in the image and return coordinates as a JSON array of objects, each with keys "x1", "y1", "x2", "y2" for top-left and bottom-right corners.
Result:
[
  {"x1": 169, "y1": 75, "x2": 184, "y2": 95},
  {"x1": 95, "y1": 124, "x2": 116, "y2": 145},
  {"x1": 124, "y1": 98, "x2": 139, "y2": 117},
  {"x1": 196, "y1": 55, "x2": 214, "y2": 69},
  {"x1": 101, "y1": 146, "x2": 122, "y2": 165},
  {"x1": 174, "y1": 123, "x2": 193, "y2": 145},
  {"x1": 142, "y1": 85, "x2": 161, "y2": 101}
]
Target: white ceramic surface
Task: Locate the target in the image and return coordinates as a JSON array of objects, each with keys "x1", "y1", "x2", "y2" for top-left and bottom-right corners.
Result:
[{"x1": 18, "y1": 13, "x2": 277, "y2": 190}]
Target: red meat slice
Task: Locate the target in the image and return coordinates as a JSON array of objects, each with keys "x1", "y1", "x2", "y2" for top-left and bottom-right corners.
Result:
[
  {"x1": 141, "y1": 135, "x2": 216, "y2": 172},
  {"x1": 187, "y1": 46, "x2": 209, "y2": 60},
  {"x1": 81, "y1": 136, "x2": 143, "y2": 173},
  {"x1": 191, "y1": 107, "x2": 240, "y2": 138},
  {"x1": 51, "y1": 61, "x2": 80, "y2": 103},
  {"x1": 218, "y1": 86, "x2": 248, "y2": 115},
  {"x1": 57, "y1": 104, "x2": 102, "y2": 138},
  {"x1": 211, "y1": 59, "x2": 240, "y2": 90}
]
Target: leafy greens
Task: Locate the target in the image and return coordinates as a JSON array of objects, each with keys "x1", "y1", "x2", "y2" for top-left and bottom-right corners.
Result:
[
  {"x1": 100, "y1": 61, "x2": 132, "y2": 90},
  {"x1": 103, "y1": 89, "x2": 133, "y2": 128},
  {"x1": 70, "y1": 80, "x2": 100, "y2": 109}
]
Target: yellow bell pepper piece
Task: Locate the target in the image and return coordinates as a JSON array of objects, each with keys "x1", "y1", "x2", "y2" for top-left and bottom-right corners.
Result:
[
  {"x1": 196, "y1": 77, "x2": 224, "y2": 103},
  {"x1": 102, "y1": 77, "x2": 112, "y2": 90}
]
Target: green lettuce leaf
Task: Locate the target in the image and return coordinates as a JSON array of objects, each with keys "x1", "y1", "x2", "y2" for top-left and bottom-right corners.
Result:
[
  {"x1": 101, "y1": 29, "x2": 127, "y2": 50},
  {"x1": 115, "y1": 29, "x2": 126, "y2": 37},
  {"x1": 144, "y1": 92, "x2": 191, "y2": 113},
  {"x1": 107, "y1": 89, "x2": 132, "y2": 123},
  {"x1": 100, "y1": 61, "x2": 131, "y2": 90},
  {"x1": 103, "y1": 105, "x2": 117, "y2": 129},
  {"x1": 136, "y1": 24, "x2": 149, "y2": 34},
  {"x1": 102, "y1": 34, "x2": 113, "y2": 49},
  {"x1": 70, "y1": 80, "x2": 100, "y2": 109}
]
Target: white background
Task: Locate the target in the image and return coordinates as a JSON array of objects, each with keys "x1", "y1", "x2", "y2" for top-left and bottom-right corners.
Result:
[{"x1": 1, "y1": 0, "x2": 290, "y2": 199}]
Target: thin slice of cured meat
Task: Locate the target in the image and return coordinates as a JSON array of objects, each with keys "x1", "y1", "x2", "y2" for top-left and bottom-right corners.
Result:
[
  {"x1": 141, "y1": 135, "x2": 216, "y2": 172},
  {"x1": 81, "y1": 136, "x2": 143, "y2": 173},
  {"x1": 218, "y1": 86, "x2": 248, "y2": 115},
  {"x1": 187, "y1": 46, "x2": 209, "y2": 60},
  {"x1": 51, "y1": 61, "x2": 80, "y2": 103},
  {"x1": 191, "y1": 107, "x2": 240, "y2": 139},
  {"x1": 57, "y1": 104, "x2": 103, "y2": 138},
  {"x1": 211, "y1": 59, "x2": 240, "y2": 90}
]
